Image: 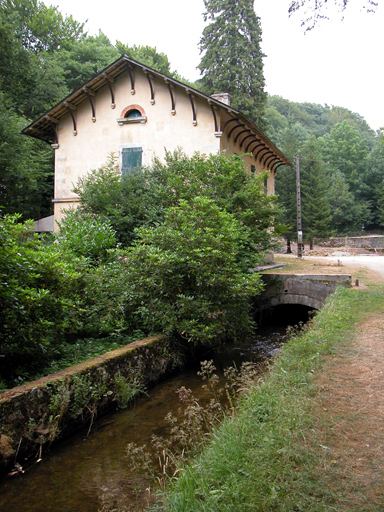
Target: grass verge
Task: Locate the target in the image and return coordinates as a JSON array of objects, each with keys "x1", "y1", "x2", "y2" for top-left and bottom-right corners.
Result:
[{"x1": 158, "y1": 282, "x2": 384, "y2": 511}]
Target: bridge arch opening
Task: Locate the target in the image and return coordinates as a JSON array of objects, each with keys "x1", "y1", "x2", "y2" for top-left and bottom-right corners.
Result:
[{"x1": 256, "y1": 304, "x2": 317, "y2": 328}]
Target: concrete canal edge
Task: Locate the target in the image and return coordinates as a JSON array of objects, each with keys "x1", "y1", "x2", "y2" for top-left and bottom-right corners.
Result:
[{"x1": 0, "y1": 335, "x2": 191, "y2": 476}]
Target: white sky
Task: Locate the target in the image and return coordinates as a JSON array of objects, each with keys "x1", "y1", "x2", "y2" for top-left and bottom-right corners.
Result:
[{"x1": 46, "y1": 0, "x2": 383, "y2": 131}]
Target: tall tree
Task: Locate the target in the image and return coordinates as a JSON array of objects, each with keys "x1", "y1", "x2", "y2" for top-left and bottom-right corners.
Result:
[
  {"x1": 198, "y1": 0, "x2": 267, "y2": 129},
  {"x1": 0, "y1": 0, "x2": 84, "y2": 118},
  {"x1": 326, "y1": 169, "x2": 370, "y2": 233},
  {"x1": 0, "y1": 91, "x2": 54, "y2": 220},
  {"x1": 58, "y1": 32, "x2": 119, "y2": 92},
  {"x1": 366, "y1": 129, "x2": 384, "y2": 229},
  {"x1": 300, "y1": 136, "x2": 332, "y2": 248},
  {"x1": 318, "y1": 121, "x2": 369, "y2": 193}
]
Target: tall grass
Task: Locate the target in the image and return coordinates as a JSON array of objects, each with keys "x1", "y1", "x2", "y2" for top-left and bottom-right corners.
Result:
[{"x1": 158, "y1": 284, "x2": 384, "y2": 511}]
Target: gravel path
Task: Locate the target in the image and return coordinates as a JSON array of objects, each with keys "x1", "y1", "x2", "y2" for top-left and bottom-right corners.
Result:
[{"x1": 306, "y1": 254, "x2": 384, "y2": 280}]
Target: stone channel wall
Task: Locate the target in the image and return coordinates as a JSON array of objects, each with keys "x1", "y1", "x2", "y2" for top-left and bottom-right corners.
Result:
[
  {"x1": 317, "y1": 235, "x2": 384, "y2": 249},
  {"x1": 0, "y1": 335, "x2": 189, "y2": 476}
]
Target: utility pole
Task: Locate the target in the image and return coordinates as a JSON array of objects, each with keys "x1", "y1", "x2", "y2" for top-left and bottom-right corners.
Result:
[{"x1": 296, "y1": 155, "x2": 303, "y2": 258}]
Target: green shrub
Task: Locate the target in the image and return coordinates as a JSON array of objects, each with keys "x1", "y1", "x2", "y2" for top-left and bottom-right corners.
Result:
[
  {"x1": 124, "y1": 197, "x2": 263, "y2": 344},
  {"x1": 0, "y1": 214, "x2": 84, "y2": 383},
  {"x1": 73, "y1": 151, "x2": 282, "y2": 269},
  {"x1": 55, "y1": 209, "x2": 118, "y2": 262},
  {"x1": 73, "y1": 153, "x2": 164, "y2": 247}
]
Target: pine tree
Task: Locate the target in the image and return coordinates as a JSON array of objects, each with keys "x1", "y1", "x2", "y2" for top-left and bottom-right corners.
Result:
[
  {"x1": 300, "y1": 136, "x2": 332, "y2": 248},
  {"x1": 198, "y1": 0, "x2": 267, "y2": 129}
]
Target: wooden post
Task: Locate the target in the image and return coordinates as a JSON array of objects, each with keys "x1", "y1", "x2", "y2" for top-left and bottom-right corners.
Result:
[{"x1": 296, "y1": 155, "x2": 303, "y2": 259}]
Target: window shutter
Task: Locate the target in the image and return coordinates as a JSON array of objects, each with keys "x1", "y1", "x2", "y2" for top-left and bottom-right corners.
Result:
[{"x1": 121, "y1": 147, "x2": 142, "y2": 175}]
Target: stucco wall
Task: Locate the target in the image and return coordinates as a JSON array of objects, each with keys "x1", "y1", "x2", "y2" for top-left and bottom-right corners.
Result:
[
  {"x1": 52, "y1": 67, "x2": 278, "y2": 225},
  {"x1": 53, "y1": 70, "x2": 222, "y2": 223}
]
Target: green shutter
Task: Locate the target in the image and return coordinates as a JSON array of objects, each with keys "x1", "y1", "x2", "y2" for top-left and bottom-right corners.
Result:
[{"x1": 121, "y1": 147, "x2": 142, "y2": 175}]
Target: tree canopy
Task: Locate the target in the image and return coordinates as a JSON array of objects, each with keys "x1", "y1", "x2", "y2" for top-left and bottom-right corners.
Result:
[
  {"x1": 289, "y1": 0, "x2": 378, "y2": 30},
  {"x1": 198, "y1": 0, "x2": 267, "y2": 129},
  {"x1": 0, "y1": 0, "x2": 180, "y2": 221}
]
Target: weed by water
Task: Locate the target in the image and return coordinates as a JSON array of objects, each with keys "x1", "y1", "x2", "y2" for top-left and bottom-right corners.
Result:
[
  {"x1": 125, "y1": 359, "x2": 263, "y2": 498},
  {"x1": 114, "y1": 367, "x2": 145, "y2": 409}
]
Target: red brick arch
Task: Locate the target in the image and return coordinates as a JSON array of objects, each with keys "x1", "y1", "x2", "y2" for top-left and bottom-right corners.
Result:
[{"x1": 120, "y1": 104, "x2": 146, "y2": 118}]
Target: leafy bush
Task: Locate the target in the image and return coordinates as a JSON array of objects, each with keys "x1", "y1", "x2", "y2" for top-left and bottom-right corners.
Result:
[
  {"x1": 55, "y1": 209, "x2": 118, "y2": 262},
  {"x1": 73, "y1": 151, "x2": 282, "y2": 269},
  {"x1": 73, "y1": 153, "x2": 165, "y2": 247},
  {"x1": 0, "y1": 214, "x2": 84, "y2": 383},
  {"x1": 80, "y1": 256, "x2": 135, "y2": 335},
  {"x1": 124, "y1": 197, "x2": 263, "y2": 344}
]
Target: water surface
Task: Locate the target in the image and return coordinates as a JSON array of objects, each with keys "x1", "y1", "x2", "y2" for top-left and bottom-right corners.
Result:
[{"x1": 0, "y1": 327, "x2": 286, "y2": 512}]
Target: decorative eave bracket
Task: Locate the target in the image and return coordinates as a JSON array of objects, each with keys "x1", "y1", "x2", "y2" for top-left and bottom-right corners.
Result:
[
  {"x1": 185, "y1": 89, "x2": 197, "y2": 125},
  {"x1": 103, "y1": 73, "x2": 116, "y2": 108},
  {"x1": 165, "y1": 79, "x2": 176, "y2": 115},
  {"x1": 64, "y1": 102, "x2": 77, "y2": 135},
  {"x1": 83, "y1": 87, "x2": 96, "y2": 122},
  {"x1": 144, "y1": 69, "x2": 155, "y2": 105}
]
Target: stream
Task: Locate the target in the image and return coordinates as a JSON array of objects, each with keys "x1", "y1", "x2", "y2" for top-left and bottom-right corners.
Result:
[{"x1": 0, "y1": 324, "x2": 291, "y2": 512}]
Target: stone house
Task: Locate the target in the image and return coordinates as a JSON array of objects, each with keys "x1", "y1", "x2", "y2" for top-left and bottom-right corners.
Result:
[{"x1": 23, "y1": 55, "x2": 292, "y2": 229}]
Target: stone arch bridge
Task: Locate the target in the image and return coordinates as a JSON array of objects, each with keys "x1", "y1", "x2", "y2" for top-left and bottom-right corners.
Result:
[{"x1": 253, "y1": 273, "x2": 352, "y2": 312}]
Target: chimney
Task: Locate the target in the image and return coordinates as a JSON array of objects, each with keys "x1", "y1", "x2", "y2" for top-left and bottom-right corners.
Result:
[{"x1": 211, "y1": 93, "x2": 230, "y2": 106}]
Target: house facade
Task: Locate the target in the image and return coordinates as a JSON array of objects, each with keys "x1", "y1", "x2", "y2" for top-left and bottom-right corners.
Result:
[{"x1": 23, "y1": 55, "x2": 292, "y2": 227}]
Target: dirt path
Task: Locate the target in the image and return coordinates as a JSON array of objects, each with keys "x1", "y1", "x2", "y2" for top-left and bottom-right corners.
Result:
[
  {"x1": 316, "y1": 313, "x2": 384, "y2": 510},
  {"x1": 282, "y1": 253, "x2": 384, "y2": 509}
]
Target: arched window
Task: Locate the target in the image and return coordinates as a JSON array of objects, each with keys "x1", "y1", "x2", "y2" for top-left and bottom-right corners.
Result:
[
  {"x1": 125, "y1": 109, "x2": 141, "y2": 119},
  {"x1": 118, "y1": 105, "x2": 147, "y2": 125}
]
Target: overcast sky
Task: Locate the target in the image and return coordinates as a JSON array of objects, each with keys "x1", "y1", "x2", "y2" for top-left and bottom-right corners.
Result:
[{"x1": 46, "y1": 0, "x2": 383, "y2": 132}]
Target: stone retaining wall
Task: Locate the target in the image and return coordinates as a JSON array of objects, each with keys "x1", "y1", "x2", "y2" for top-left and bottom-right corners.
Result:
[
  {"x1": 0, "y1": 335, "x2": 189, "y2": 476},
  {"x1": 317, "y1": 236, "x2": 384, "y2": 249}
]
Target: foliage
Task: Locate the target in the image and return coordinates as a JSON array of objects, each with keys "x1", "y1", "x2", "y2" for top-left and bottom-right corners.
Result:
[
  {"x1": 0, "y1": 92, "x2": 54, "y2": 220},
  {"x1": 268, "y1": 96, "x2": 384, "y2": 237},
  {"x1": 75, "y1": 151, "x2": 281, "y2": 268},
  {"x1": 300, "y1": 136, "x2": 332, "y2": 245},
  {"x1": 57, "y1": 31, "x2": 119, "y2": 91},
  {"x1": 123, "y1": 197, "x2": 263, "y2": 344},
  {"x1": 326, "y1": 169, "x2": 369, "y2": 233},
  {"x1": 114, "y1": 369, "x2": 144, "y2": 409},
  {"x1": 0, "y1": 0, "x2": 83, "y2": 118},
  {"x1": 318, "y1": 120, "x2": 373, "y2": 229},
  {"x1": 55, "y1": 209, "x2": 118, "y2": 262},
  {"x1": 0, "y1": 214, "x2": 84, "y2": 383},
  {"x1": 266, "y1": 95, "x2": 375, "y2": 144},
  {"x1": 198, "y1": 0, "x2": 267, "y2": 128},
  {"x1": 115, "y1": 42, "x2": 175, "y2": 76},
  {"x1": 79, "y1": 258, "x2": 135, "y2": 336},
  {"x1": 289, "y1": 0, "x2": 378, "y2": 31},
  {"x1": 73, "y1": 153, "x2": 165, "y2": 248},
  {"x1": 69, "y1": 370, "x2": 108, "y2": 419}
]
